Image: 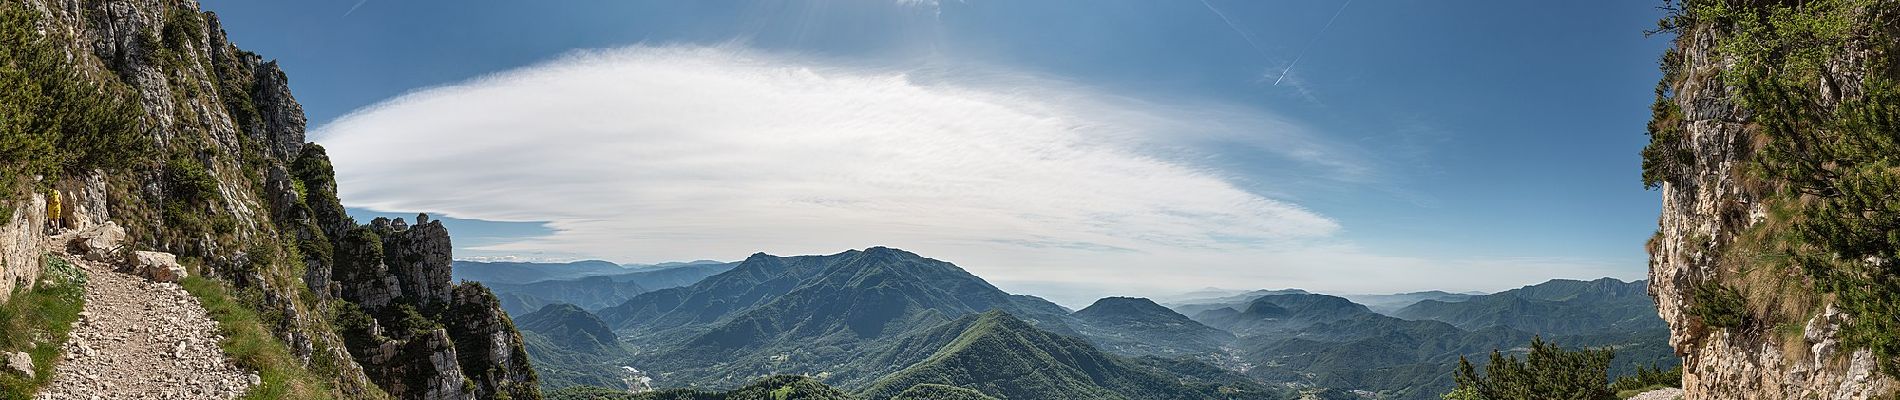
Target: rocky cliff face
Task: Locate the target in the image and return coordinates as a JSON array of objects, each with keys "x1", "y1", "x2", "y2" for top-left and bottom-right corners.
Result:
[
  {"x1": 1646, "y1": 1, "x2": 1899, "y2": 399},
  {"x1": 0, "y1": 0, "x2": 539, "y2": 398},
  {"x1": 337, "y1": 215, "x2": 540, "y2": 399}
]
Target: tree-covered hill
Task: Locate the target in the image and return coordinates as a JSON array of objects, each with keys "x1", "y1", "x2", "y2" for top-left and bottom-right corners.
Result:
[
  {"x1": 1070, "y1": 296, "x2": 1233, "y2": 357},
  {"x1": 888, "y1": 384, "x2": 999, "y2": 400},
  {"x1": 517, "y1": 303, "x2": 636, "y2": 390},
  {"x1": 602, "y1": 248, "x2": 1076, "y2": 389},
  {"x1": 1194, "y1": 293, "x2": 1372, "y2": 336},
  {"x1": 1393, "y1": 278, "x2": 1662, "y2": 335},
  {"x1": 546, "y1": 375, "x2": 853, "y2": 400},
  {"x1": 518, "y1": 304, "x2": 621, "y2": 353},
  {"x1": 859, "y1": 311, "x2": 1288, "y2": 400}
]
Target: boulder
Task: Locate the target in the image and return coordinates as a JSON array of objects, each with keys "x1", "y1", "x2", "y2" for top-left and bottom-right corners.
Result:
[
  {"x1": 129, "y1": 251, "x2": 186, "y2": 283},
  {"x1": 4, "y1": 351, "x2": 31, "y2": 379},
  {"x1": 71, "y1": 221, "x2": 126, "y2": 262}
]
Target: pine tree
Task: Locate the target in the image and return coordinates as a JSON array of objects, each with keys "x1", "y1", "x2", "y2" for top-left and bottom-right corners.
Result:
[{"x1": 1447, "y1": 337, "x2": 1614, "y2": 400}]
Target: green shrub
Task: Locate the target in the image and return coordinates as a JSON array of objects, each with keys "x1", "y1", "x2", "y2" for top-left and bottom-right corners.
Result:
[
  {"x1": 0, "y1": 4, "x2": 149, "y2": 181},
  {"x1": 161, "y1": 6, "x2": 204, "y2": 52},
  {"x1": 383, "y1": 303, "x2": 442, "y2": 337},
  {"x1": 1639, "y1": 49, "x2": 1689, "y2": 190},
  {"x1": 1689, "y1": 284, "x2": 1747, "y2": 329},
  {"x1": 165, "y1": 156, "x2": 219, "y2": 203}
]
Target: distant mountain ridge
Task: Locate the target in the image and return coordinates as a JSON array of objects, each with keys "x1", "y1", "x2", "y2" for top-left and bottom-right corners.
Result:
[
  {"x1": 527, "y1": 247, "x2": 1666, "y2": 400},
  {"x1": 452, "y1": 259, "x2": 733, "y2": 285},
  {"x1": 1340, "y1": 291, "x2": 1476, "y2": 315},
  {"x1": 1193, "y1": 293, "x2": 1370, "y2": 337},
  {"x1": 452, "y1": 260, "x2": 631, "y2": 284},
  {"x1": 481, "y1": 262, "x2": 738, "y2": 314},
  {"x1": 1165, "y1": 289, "x2": 1311, "y2": 316},
  {"x1": 1393, "y1": 278, "x2": 1661, "y2": 335}
]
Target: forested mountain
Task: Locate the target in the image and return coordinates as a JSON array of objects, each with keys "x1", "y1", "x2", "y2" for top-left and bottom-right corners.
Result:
[
  {"x1": 1152, "y1": 280, "x2": 1670, "y2": 399},
  {"x1": 859, "y1": 311, "x2": 1284, "y2": 400},
  {"x1": 603, "y1": 247, "x2": 1077, "y2": 389},
  {"x1": 596, "y1": 252, "x2": 852, "y2": 333},
  {"x1": 514, "y1": 247, "x2": 1671, "y2": 400},
  {"x1": 1237, "y1": 313, "x2": 1532, "y2": 399},
  {"x1": 516, "y1": 304, "x2": 639, "y2": 390},
  {"x1": 1193, "y1": 293, "x2": 1371, "y2": 336},
  {"x1": 518, "y1": 304, "x2": 621, "y2": 354},
  {"x1": 1394, "y1": 278, "x2": 1662, "y2": 336},
  {"x1": 887, "y1": 384, "x2": 999, "y2": 400},
  {"x1": 1070, "y1": 297, "x2": 1233, "y2": 357},
  {"x1": 1383, "y1": 278, "x2": 1675, "y2": 380},
  {"x1": 546, "y1": 375, "x2": 855, "y2": 400}
]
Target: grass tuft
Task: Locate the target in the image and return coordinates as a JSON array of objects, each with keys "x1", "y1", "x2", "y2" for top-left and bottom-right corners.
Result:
[
  {"x1": 0, "y1": 255, "x2": 86, "y2": 400},
  {"x1": 179, "y1": 276, "x2": 334, "y2": 400}
]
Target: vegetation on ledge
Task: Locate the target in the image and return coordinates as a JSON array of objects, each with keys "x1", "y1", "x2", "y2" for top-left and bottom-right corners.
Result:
[{"x1": 180, "y1": 275, "x2": 338, "y2": 400}]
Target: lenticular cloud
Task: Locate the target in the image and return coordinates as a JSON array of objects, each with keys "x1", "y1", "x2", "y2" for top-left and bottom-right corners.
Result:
[{"x1": 315, "y1": 45, "x2": 1338, "y2": 269}]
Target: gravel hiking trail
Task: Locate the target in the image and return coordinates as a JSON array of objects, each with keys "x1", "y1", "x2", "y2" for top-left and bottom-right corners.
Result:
[{"x1": 34, "y1": 255, "x2": 255, "y2": 400}]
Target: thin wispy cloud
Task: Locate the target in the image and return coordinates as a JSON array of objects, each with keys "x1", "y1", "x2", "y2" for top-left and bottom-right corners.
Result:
[{"x1": 313, "y1": 45, "x2": 1619, "y2": 303}]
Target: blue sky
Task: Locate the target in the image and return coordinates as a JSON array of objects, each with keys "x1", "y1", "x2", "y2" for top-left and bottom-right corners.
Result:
[{"x1": 201, "y1": 0, "x2": 1670, "y2": 305}]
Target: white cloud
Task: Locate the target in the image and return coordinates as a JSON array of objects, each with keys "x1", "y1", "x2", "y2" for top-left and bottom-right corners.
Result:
[{"x1": 314, "y1": 45, "x2": 1624, "y2": 304}]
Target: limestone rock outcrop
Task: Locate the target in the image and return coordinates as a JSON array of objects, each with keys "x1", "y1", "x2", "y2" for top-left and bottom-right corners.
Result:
[
  {"x1": 328, "y1": 215, "x2": 539, "y2": 399},
  {"x1": 0, "y1": 193, "x2": 48, "y2": 302},
  {"x1": 366, "y1": 328, "x2": 475, "y2": 400},
  {"x1": 1647, "y1": 3, "x2": 1899, "y2": 399},
  {"x1": 445, "y1": 283, "x2": 540, "y2": 399}
]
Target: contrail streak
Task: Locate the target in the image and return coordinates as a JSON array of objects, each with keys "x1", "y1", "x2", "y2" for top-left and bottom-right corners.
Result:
[
  {"x1": 1198, "y1": 0, "x2": 1262, "y2": 52},
  {"x1": 344, "y1": 0, "x2": 370, "y2": 17},
  {"x1": 1274, "y1": 0, "x2": 1353, "y2": 86}
]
